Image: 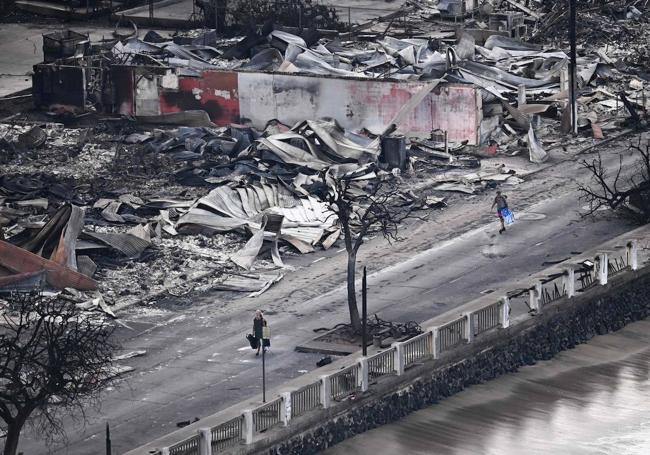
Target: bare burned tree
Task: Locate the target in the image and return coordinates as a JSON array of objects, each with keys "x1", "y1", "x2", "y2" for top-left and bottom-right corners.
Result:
[
  {"x1": 323, "y1": 170, "x2": 417, "y2": 332},
  {"x1": 579, "y1": 137, "x2": 650, "y2": 223},
  {"x1": 0, "y1": 292, "x2": 117, "y2": 455}
]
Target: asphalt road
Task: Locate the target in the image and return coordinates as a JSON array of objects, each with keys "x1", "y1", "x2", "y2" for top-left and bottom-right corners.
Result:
[{"x1": 16, "y1": 139, "x2": 642, "y2": 454}]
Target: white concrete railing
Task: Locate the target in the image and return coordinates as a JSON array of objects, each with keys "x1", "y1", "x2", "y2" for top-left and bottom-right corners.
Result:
[
  {"x1": 366, "y1": 347, "x2": 396, "y2": 380},
  {"x1": 150, "y1": 237, "x2": 640, "y2": 455},
  {"x1": 437, "y1": 316, "x2": 468, "y2": 353},
  {"x1": 401, "y1": 330, "x2": 434, "y2": 368},
  {"x1": 165, "y1": 433, "x2": 200, "y2": 455},
  {"x1": 329, "y1": 363, "x2": 362, "y2": 401},
  {"x1": 290, "y1": 382, "x2": 322, "y2": 419},
  {"x1": 252, "y1": 397, "x2": 284, "y2": 434},
  {"x1": 210, "y1": 416, "x2": 243, "y2": 453}
]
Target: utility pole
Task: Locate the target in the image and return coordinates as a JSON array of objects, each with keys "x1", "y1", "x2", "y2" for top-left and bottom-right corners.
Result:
[
  {"x1": 262, "y1": 321, "x2": 269, "y2": 403},
  {"x1": 568, "y1": 0, "x2": 578, "y2": 135},
  {"x1": 105, "y1": 422, "x2": 112, "y2": 455},
  {"x1": 362, "y1": 266, "x2": 367, "y2": 356},
  {"x1": 262, "y1": 341, "x2": 266, "y2": 402},
  {"x1": 214, "y1": 0, "x2": 218, "y2": 33}
]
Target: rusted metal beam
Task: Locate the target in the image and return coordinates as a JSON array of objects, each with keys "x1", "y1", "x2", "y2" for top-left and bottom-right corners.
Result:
[{"x1": 0, "y1": 240, "x2": 97, "y2": 291}]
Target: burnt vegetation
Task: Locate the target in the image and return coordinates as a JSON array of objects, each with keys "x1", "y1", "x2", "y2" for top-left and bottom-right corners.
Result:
[
  {"x1": 322, "y1": 170, "x2": 419, "y2": 331},
  {"x1": 0, "y1": 293, "x2": 117, "y2": 455},
  {"x1": 579, "y1": 137, "x2": 650, "y2": 223}
]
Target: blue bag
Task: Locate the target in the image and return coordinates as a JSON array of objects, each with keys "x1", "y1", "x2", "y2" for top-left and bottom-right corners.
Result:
[{"x1": 501, "y1": 208, "x2": 515, "y2": 225}]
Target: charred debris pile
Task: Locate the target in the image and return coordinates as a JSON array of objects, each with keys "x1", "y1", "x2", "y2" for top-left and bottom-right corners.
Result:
[
  {"x1": 0, "y1": 116, "x2": 478, "y2": 316},
  {"x1": 3, "y1": 0, "x2": 650, "y2": 313},
  {"x1": 31, "y1": 0, "x2": 650, "y2": 145}
]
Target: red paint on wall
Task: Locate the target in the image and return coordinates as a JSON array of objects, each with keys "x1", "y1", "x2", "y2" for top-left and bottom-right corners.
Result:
[
  {"x1": 159, "y1": 71, "x2": 241, "y2": 125},
  {"x1": 430, "y1": 85, "x2": 480, "y2": 142}
]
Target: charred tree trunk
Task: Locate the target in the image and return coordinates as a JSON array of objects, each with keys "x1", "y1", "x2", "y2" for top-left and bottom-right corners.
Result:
[
  {"x1": 346, "y1": 252, "x2": 361, "y2": 331},
  {"x1": 3, "y1": 416, "x2": 26, "y2": 455}
]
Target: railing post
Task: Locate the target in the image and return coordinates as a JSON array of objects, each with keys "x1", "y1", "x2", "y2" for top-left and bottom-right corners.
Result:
[
  {"x1": 359, "y1": 358, "x2": 369, "y2": 392},
  {"x1": 463, "y1": 312, "x2": 473, "y2": 343},
  {"x1": 597, "y1": 252, "x2": 608, "y2": 285},
  {"x1": 529, "y1": 282, "x2": 541, "y2": 312},
  {"x1": 627, "y1": 240, "x2": 638, "y2": 270},
  {"x1": 320, "y1": 376, "x2": 331, "y2": 409},
  {"x1": 431, "y1": 328, "x2": 439, "y2": 359},
  {"x1": 281, "y1": 392, "x2": 291, "y2": 425},
  {"x1": 161, "y1": 448, "x2": 170, "y2": 455},
  {"x1": 243, "y1": 409, "x2": 254, "y2": 444},
  {"x1": 563, "y1": 266, "x2": 575, "y2": 298},
  {"x1": 198, "y1": 428, "x2": 211, "y2": 455},
  {"x1": 499, "y1": 296, "x2": 510, "y2": 328},
  {"x1": 394, "y1": 342, "x2": 405, "y2": 375}
]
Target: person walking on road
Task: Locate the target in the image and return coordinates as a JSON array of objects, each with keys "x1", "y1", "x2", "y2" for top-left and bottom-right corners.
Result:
[
  {"x1": 491, "y1": 190, "x2": 509, "y2": 234},
  {"x1": 253, "y1": 310, "x2": 265, "y2": 356}
]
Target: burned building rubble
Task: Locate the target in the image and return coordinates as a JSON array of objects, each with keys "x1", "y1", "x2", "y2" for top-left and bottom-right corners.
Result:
[{"x1": 2, "y1": 0, "x2": 650, "y2": 314}]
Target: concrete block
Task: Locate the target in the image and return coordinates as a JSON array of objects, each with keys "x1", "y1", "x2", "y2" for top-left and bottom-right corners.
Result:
[
  {"x1": 394, "y1": 342, "x2": 405, "y2": 375},
  {"x1": 199, "y1": 428, "x2": 211, "y2": 455},
  {"x1": 359, "y1": 358, "x2": 369, "y2": 392},
  {"x1": 499, "y1": 296, "x2": 510, "y2": 328},
  {"x1": 281, "y1": 392, "x2": 292, "y2": 425},
  {"x1": 529, "y1": 282, "x2": 542, "y2": 312},
  {"x1": 320, "y1": 376, "x2": 332, "y2": 409},
  {"x1": 597, "y1": 252, "x2": 608, "y2": 285},
  {"x1": 463, "y1": 312, "x2": 474, "y2": 342},
  {"x1": 431, "y1": 328, "x2": 440, "y2": 359},
  {"x1": 243, "y1": 410, "x2": 254, "y2": 444}
]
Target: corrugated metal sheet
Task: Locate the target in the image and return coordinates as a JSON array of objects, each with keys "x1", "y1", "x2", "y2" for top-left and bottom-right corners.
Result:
[
  {"x1": 81, "y1": 232, "x2": 151, "y2": 259},
  {"x1": 0, "y1": 271, "x2": 47, "y2": 292}
]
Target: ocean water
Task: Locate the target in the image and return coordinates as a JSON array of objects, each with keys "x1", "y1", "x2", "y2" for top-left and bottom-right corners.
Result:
[{"x1": 325, "y1": 319, "x2": 650, "y2": 455}]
